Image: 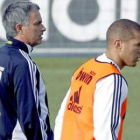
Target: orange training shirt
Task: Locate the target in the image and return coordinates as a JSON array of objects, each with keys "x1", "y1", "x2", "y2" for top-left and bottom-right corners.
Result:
[{"x1": 60, "y1": 58, "x2": 127, "y2": 140}]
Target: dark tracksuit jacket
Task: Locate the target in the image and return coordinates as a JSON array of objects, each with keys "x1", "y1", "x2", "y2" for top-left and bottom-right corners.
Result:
[{"x1": 0, "y1": 38, "x2": 53, "y2": 140}]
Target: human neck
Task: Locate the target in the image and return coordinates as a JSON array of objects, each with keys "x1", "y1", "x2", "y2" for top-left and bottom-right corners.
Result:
[{"x1": 105, "y1": 51, "x2": 124, "y2": 70}]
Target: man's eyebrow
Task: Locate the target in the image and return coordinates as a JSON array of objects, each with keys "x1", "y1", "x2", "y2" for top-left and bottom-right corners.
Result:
[{"x1": 34, "y1": 20, "x2": 42, "y2": 24}]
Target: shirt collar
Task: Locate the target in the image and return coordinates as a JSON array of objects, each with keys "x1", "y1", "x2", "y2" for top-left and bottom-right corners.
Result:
[
  {"x1": 96, "y1": 53, "x2": 121, "y2": 72},
  {"x1": 6, "y1": 38, "x2": 33, "y2": 54},
  {"x1": 25, "y1": 43, "x2": 33, "y2": 54}
]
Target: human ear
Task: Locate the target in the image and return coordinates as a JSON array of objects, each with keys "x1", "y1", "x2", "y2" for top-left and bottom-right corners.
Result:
[
  {"x1": 15, "y1": 23, "x2": 23, "y2": 34},
  {"x1": 114, "y1": 39, "x2": 122, "y2": 50}
]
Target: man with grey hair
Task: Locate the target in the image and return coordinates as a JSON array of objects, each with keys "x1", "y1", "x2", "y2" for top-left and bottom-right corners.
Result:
[{"x1": 0, "y1": 1, "x2": 53, "y2": 140}]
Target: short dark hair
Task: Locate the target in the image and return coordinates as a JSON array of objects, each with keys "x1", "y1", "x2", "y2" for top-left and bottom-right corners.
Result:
[{"x1": 106, "y1": 19, "x2": 140, "y2": 44}]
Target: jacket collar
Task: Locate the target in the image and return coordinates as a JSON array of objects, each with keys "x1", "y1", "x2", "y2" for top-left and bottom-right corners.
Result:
[{"x1": 6, "y1": 38, "x2": 33, "y2": 54}]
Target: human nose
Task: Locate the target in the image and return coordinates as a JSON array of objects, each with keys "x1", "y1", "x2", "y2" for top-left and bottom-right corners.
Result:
[{"x1": 41, "y1": 24, "x2": 46, "y2": 32}]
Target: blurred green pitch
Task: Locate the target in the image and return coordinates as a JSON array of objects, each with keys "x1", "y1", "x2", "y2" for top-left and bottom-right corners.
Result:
[{"x1": 33, "y1": 56, "x2": 140, "y2": 140}]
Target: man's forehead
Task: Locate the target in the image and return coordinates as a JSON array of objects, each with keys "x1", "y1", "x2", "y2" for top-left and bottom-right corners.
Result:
[
  {"x1": 132, "y1": 29, "x2": 140, "y2": 36},
  {"x1": 29, "y1": 10, "x2": 42, "y2": 22},
  {"x1": 129, "y1": 31, "x2": 140, "y2": 44}
]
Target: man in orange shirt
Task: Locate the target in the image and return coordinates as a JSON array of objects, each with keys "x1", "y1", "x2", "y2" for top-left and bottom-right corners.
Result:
[{"x1": 54, "y1": 19, "x2": 140, "y2": 140}]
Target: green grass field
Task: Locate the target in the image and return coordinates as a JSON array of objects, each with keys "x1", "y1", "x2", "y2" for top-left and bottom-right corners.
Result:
[{"x1": 33, "y1": 56, "x2": 140, "y2": 140}]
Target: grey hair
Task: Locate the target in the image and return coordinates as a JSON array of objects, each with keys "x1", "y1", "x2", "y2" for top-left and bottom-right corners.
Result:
[{"x1": 2, "y1": 1, "x2": 40, "y2": 38}]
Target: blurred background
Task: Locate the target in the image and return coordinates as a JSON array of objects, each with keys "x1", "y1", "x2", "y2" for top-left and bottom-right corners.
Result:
[
  {"x1": 0, "y1": 0, "x2": 140, "y2": 56},
  {"x1": 0, "y1": 0, "x2": 140, "y2": 139}
]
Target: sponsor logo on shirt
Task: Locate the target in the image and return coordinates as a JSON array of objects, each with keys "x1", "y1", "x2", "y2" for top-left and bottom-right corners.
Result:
[
  {"x1": 75, "y1": 68, "x2": 95, "y2": 85},
  {"x1": 67, "y1": 86, "x2": 83, "y2": 114}
]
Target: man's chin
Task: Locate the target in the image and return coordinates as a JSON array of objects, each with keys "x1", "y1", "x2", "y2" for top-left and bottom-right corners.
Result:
[
  {"x1": 39, "y1": 39, "x2": 43, "y2": 44},
  {"x1": 127, "y1": 63, "x2": 137, "y2": 67},
  {"x1": 36, "y1": 40, "x2": 42, "y2": 45},
  {"x1": 130, "y1": 63, "x2": 137, "y2": 67}
]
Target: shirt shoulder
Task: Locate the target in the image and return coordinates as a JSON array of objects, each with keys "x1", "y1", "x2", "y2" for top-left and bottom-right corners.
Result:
[
  {"x1": 96, "y1": 74, "x2": 128, "y2": 100},
  {"x1": 0, "y1": 45, "x2": 32, "y2": 74}
]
